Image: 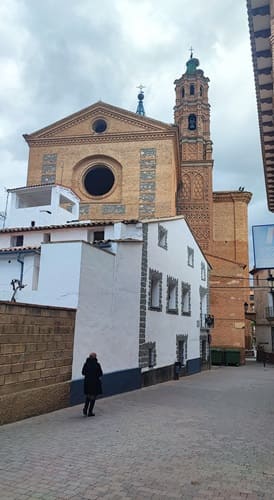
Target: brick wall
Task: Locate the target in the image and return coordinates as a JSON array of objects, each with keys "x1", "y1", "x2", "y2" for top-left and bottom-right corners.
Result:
[{"x1": 0, "y1": 302, "x2": 76, "y2": 425}]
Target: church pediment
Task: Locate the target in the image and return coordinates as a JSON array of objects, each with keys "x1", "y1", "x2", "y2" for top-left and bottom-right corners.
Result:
[{"x1": 24, "y1": 101, "x2": 175, "y2": 143}]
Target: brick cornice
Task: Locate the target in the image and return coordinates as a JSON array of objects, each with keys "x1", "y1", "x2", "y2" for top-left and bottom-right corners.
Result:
[
  {"x1": 25, "y1": 131, "x2": 177, "y2": 147},
  {"x1": 24, "y1": 102, "x2": 175, "y2": 142},
  {"x1": 213, "y1": 191, "x2": 252, "y2": 204}
]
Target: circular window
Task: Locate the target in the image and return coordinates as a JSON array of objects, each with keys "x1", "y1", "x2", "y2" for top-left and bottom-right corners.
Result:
[
  {"x1": 84, "y1": 165, "x2": 115, "y2": 196},
  {"x1": 92, "y1": 119, "x2": 107, "y2": 133}
]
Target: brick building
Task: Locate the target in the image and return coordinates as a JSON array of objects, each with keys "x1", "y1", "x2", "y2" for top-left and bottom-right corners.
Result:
[{"x1": 23, "y1": 55, "x2": 252, "y2": 358}]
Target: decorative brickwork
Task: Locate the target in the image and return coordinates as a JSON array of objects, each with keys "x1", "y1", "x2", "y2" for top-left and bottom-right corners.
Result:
[
  {"x1": 139, "y1": 224, "x2": 148, "y2": 368},
  {"x1": 0, "y1": 302, "x2": 76, "y2": 425},
  {"x1": 102, "y1": 205, "x2": 125, "y2": 214},
  {"x1": 139, "y1": 148, "x2": 156, "y2": 217},
  {"x1": 41, "y1": 153, "x2": 57, "y2": 184}
]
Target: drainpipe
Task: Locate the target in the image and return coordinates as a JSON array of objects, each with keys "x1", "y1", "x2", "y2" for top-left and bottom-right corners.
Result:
[{"x1": 17, "y1": 253, "x2": 24, "y2": 285}]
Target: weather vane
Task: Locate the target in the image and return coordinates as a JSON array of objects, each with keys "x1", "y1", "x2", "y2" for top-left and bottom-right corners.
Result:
[{"x1": 189, "y1": 46, "x2": 193, "y2": 58}]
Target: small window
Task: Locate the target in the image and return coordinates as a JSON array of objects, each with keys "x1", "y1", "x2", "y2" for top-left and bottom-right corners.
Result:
[
  {"x1": 182, "y1": 283, "x2": 191, "y2": 316},
  {"x1": 201, "y1": 262, "x2": 206, "y2": 281},
  {"x1": 43, "y1": 233, "x2": 51, "y2": 243},
  {"x1": 182, "y1": 87, "x2": 185, "y2": 98},
  {"x1": 188, "y1": 114, "x2": 197, "y2": 131},
  {"x1": 31, "y1": 221, "x2": 35, "y2": 228},
  {"x1": 200, "y1": 86, "x2": 203, "y2": 96},
  {"x1": 11, "y1": 235, "x2": 24, "y2": 247},
  {"x1": 167, "y1": 277, "x2": 178, "y2": 314},
  {"x1": 93, "y1": 231, "x2": 105, "y2": 242},
  {"x1": 190, "y1": 84, "x2": 195, "y2": 95},
  {"x1": 149, "y1": 270, "x2": 162, "y2": 311},
  {"x1": 187, "y1": 247, "x2": 194, "y2": 267},
  {"x1": 158, "y1": 224, "x2": 167, "y2": 250}
]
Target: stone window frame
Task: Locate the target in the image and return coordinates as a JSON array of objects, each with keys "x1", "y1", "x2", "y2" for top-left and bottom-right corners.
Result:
[
  {"x1": 201, "y1": 261, "x2": 206, "y2": 281},
  {"x1": 148, "y1": 269, "x2": 162, "y2": 312},
  {"x1": 142, "y1": 341, "x2": 157, "y2": 369},
  {"x1": 166, "y1": 276, "x2": 179, "y2": 314},
  {"x1": 187, "y1": 246, "x2": 194, "y2": 267},
  {"x1": 158, "y1": 224, "x2": 168, "y2": 250},
  {"x1": 176, "y1": 334, "x2": 188, "y2": 366},
  {"x1": 181, "y1": 282, "x2": 191, "y2": 316},
  {"x1": 200, "y1": 334, "x2": 209, "y2": 363},
  {"x1": 200, "y1": 286, "x2": 208, "y2": 329}
]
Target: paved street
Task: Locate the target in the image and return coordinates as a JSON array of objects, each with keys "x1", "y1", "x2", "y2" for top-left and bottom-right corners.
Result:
[{"x1": 1, "y1": 362, "x2": 274, "y2": 500}]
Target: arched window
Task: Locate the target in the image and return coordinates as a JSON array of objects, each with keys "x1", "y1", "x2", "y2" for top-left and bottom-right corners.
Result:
[
  {"x1": 190, "y1": 84, "x2": 195, "y2": 95},
  {"x1": 182, "y1": 87, "x2": 185, "y2": 98},
  {"x1": 188, "y1": 114, "x2": 197, "y2": 131},
  {"x1": 200, "y1": 86, "x2": 203, "y2": 96}
]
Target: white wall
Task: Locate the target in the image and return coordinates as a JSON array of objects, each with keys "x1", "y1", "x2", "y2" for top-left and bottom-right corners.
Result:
[
  {"x1": 145, "y1": 218, "x2": 208, "y2": 368},
  {"x1": 0, "y1": 241, "x2": 82, "y2": 307},
  {"x1": 4, "y1": 185, "x2": 80, "y2": 229},
  {"x1": 72, "y1": 241, "x2": 142, "y2": 379}
]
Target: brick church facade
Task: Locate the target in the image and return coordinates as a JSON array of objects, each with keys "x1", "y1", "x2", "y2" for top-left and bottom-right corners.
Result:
[{"x1": 24, "y1": 55, "x2": 252, "y2": 358}]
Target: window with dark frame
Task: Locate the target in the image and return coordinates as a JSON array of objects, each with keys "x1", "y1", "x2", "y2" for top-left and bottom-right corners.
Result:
[
  {"x1": 182, "y1": 283, "x2": 191, "y2": 316},
  {"x1": 187, "y1": 247, "x2": 194, "y2": 267},
  {"x1": 11, "y1": 235, "x2": 24, "y2": 247},
  {"x1": 149, "y1": 269, "x2": 162, "y2": 311},
  {"x1": 158, "y1": 224, "x2": 167, "y2": 250},
  {"x1": 167, "y1": 277, "x2": 178, "y2": 314}
]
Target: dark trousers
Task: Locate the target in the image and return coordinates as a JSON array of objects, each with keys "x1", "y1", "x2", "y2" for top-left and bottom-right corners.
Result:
[{"x1": 83, "y1": 394, "x2": 96, "y2": 415}]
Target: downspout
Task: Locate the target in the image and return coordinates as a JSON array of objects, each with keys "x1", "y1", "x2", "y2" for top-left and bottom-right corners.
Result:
[{"x1": 17, "y1": 253, "x2": 24, "y2": 285}]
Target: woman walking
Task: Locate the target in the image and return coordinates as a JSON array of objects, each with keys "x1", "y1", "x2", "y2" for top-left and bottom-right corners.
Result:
[{"x1": 82, "y1": 352, "x2": 103, "y2": 417}]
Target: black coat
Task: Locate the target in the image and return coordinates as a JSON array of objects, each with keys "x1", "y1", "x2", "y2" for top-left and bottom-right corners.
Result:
[{"x1": 82, "y1": 357, "x2": 103, "y2": 396}]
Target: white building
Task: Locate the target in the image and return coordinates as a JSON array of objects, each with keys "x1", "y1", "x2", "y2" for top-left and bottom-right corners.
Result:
[{"x1": 0, "y1": 184, "x2": 211, "y2": 401}]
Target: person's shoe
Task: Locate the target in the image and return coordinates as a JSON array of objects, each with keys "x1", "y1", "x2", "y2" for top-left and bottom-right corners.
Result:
[
  {"x1": 88, "y1": 412, "x2": 95, "y2": 417},
  {"x1": 83, "y1": 408, "x2": 87, "y2": 416}
]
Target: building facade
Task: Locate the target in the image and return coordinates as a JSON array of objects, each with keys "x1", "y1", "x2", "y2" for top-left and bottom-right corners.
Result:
[
  {"x1": 13, "y1": 55, "x2": 251, "y2": 359},
  {"x1": 0, "y1": 185, "x2": 211, "y2": 399}
]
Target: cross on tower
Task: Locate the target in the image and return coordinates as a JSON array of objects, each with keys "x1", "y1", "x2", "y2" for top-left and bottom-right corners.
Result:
[
  {"x1": 137, "y1": 84, "x2": 146, "y2": 92},
  {"x1": 189, "y1": 46, "x2": 193, "y2": 58}
]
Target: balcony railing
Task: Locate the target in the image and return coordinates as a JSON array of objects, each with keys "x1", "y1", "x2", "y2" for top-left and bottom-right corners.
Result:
[{"x1": 265, "y1": 307, "x2": 274, "y2": 321}]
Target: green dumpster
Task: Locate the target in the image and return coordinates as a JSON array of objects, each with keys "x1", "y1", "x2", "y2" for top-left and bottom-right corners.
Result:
[
  {"x1": 224, "y1": 349, "x2": 240, "y2": 366},
  {"x1": 211, "y1": 349, "x2": 224, "y2": 365}
]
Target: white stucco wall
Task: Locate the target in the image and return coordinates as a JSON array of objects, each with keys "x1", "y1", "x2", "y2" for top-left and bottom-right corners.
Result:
[
  {"x1": 145, "y1": 218, "x2": 208, "y2": 368},
  {"x1": 0, "y1": 241, "x2": 82, "y2": 307},
  {"x1": 72, "y1": 241, "x2": 142, "y2": 380},
  {"x1": 5, "y1": 186, "x2": 80, "y2": 229}
]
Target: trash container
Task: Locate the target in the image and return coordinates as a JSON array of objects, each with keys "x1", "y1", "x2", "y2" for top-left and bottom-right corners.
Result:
[
  {"x1": 224, "y1": 349, "x2": 240, "y2": 366},
  {"x1": 211, "y1": 349, "x2": 224, "y2": 365}
]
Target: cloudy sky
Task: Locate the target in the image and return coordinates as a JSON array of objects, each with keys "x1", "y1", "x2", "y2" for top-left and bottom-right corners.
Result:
[{"x1": 0, "y1": 0, "x2": 273, "y2": 262}]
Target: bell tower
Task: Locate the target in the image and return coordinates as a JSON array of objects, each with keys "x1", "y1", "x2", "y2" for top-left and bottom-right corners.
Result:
[{"x1": 174, "y1": 54, "x2": 213, "y2": 252}]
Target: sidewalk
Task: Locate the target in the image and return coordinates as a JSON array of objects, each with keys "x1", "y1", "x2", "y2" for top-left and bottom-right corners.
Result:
[{"x1": 1, "y1": 362, "x2": 274, "y2": 499}]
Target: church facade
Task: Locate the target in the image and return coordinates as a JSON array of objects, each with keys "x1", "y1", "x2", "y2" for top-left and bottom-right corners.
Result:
[{"x1": 24, "y1": 56, "x2": 252, "y2": 359}]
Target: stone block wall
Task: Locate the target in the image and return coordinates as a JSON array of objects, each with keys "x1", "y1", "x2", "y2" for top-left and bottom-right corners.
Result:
[{"x1": 0, "y1": 302, "x2": 76, "y2": 425}]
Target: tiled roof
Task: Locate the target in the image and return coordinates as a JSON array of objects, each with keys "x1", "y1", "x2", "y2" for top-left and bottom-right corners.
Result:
[
  {"x1": 0, "y1": 246, "x2": 41, "y2": 254},
  {"x1": 0, "y1": 220, "x2": 139, "y2": 233}
]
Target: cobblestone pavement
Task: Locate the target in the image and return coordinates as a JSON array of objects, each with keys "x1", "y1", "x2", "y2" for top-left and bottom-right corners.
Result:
[{"x1": 1, "y1": 361, "x2": 274, "y2": 500}]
